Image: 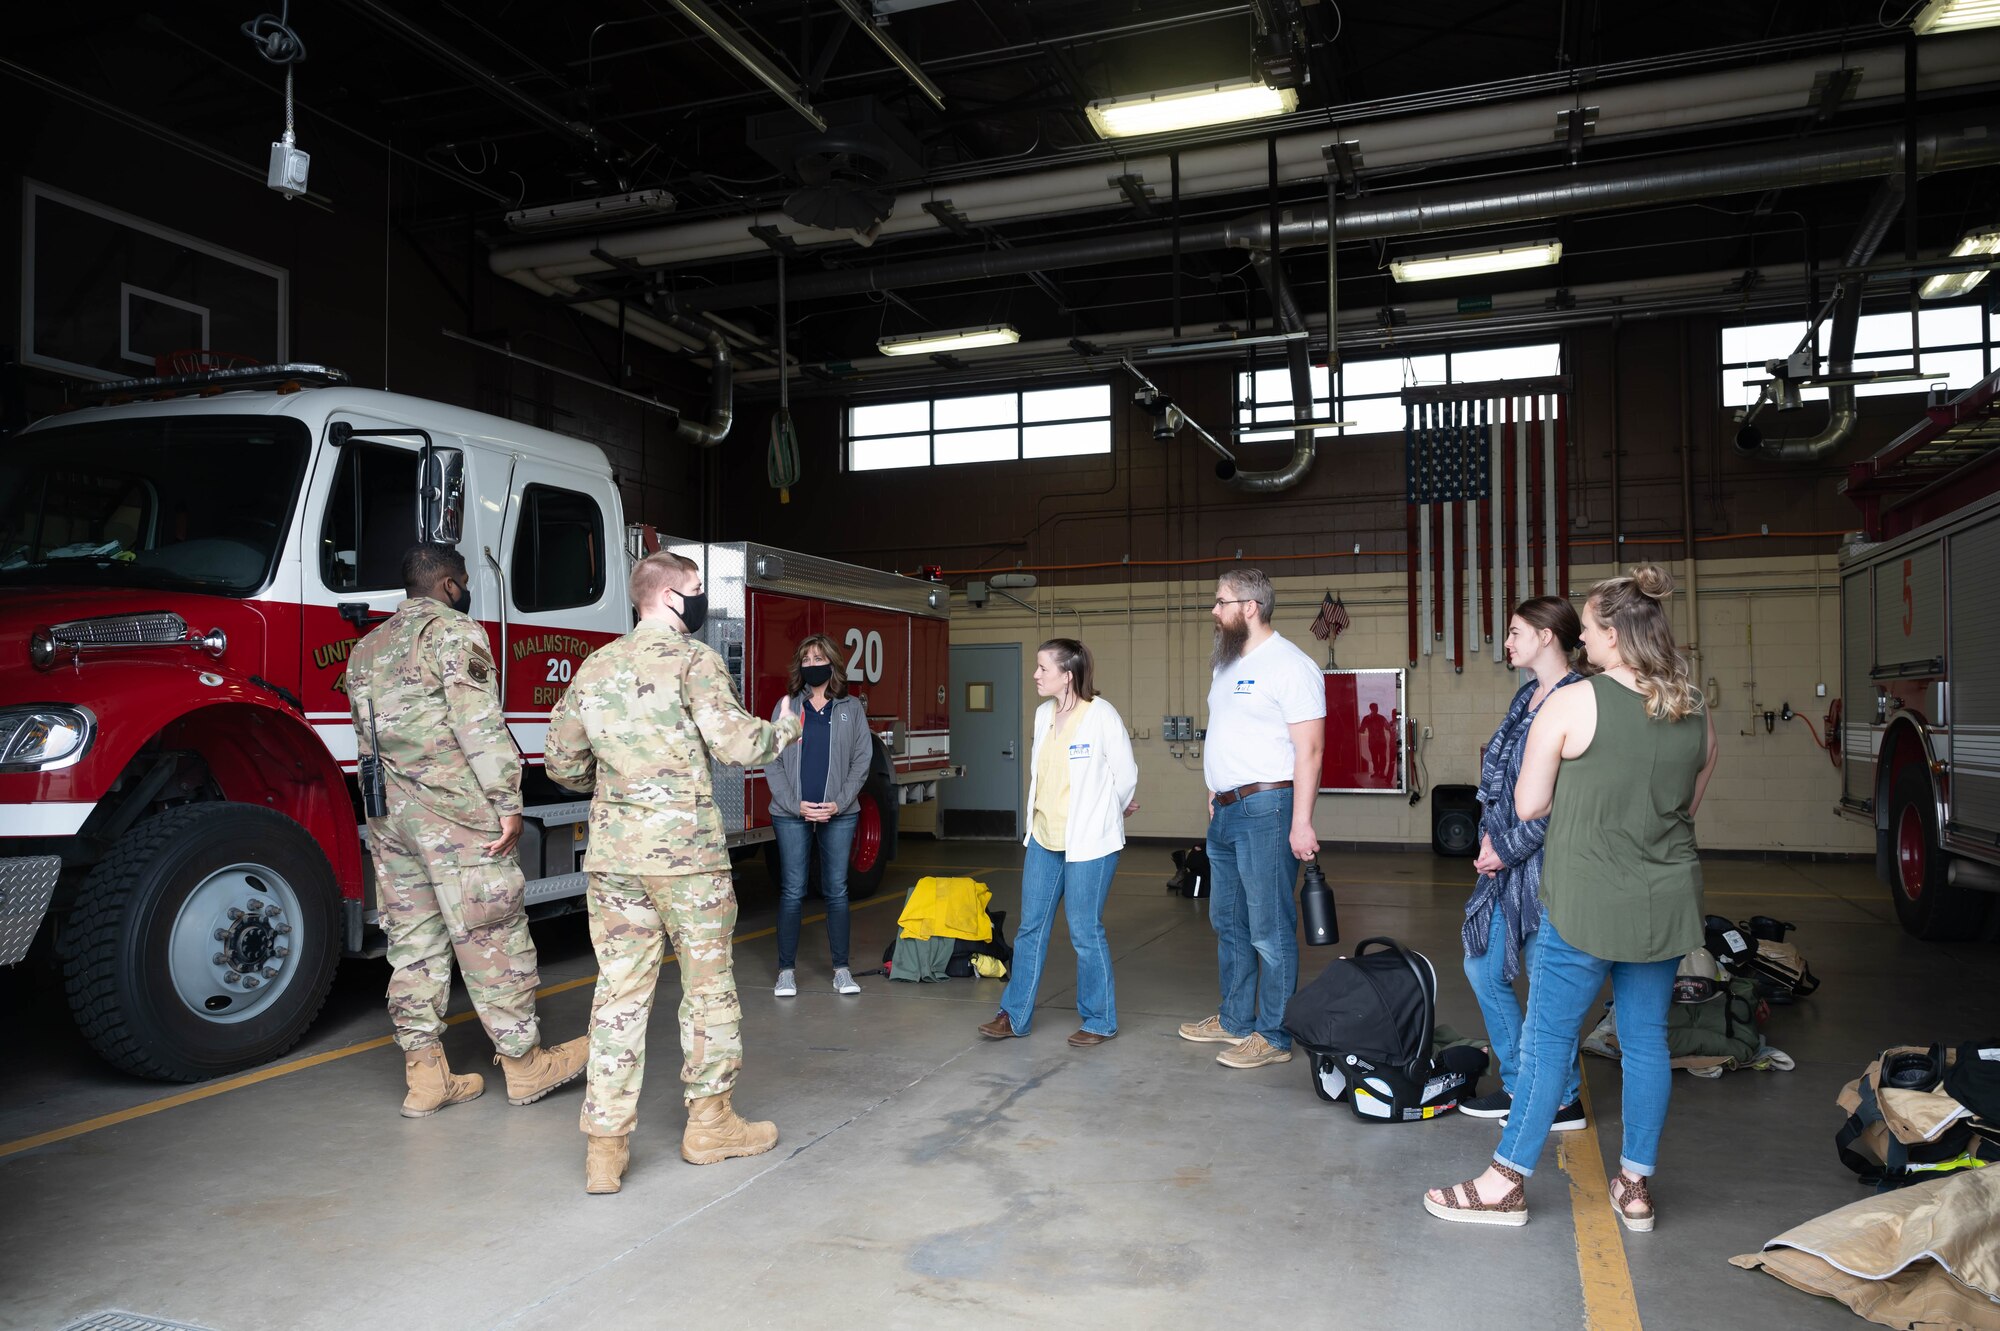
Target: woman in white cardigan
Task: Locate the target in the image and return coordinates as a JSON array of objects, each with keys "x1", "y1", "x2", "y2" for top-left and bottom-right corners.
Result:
[{"x1": 978, "y1": 639, "x2": 1139, "y2": 1047}]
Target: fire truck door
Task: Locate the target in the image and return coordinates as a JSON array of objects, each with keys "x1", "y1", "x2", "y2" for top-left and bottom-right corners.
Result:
[
  {"x1": 496, "y1": 459, "x2": 625, "y2": 763},
  {"x1": 301, "y1": 422, "x2": 432, "y2": 731}
]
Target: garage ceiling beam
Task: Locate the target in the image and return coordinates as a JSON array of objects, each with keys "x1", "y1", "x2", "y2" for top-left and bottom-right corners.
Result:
[{"x1": 339, "y1": 0, "x2": 619, "y2": 156}]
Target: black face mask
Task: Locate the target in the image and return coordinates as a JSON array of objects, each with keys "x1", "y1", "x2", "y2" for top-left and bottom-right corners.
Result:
[
  {"x1": 674, "y1": 588, "x2": 708, "y2": 634},
  {"x1": 800, "y1": 663, "x2": 833, "y2": 687},
  {"x1": 447, "y1": 580, "x2": 473, "y2": 615}
]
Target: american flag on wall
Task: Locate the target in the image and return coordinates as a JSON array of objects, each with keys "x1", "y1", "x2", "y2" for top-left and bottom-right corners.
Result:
[
  {"x1": 1404, "y1": 394, "x2": 1569, "y2": 673},
  {"x1": 1309, "y1": 590, "x2": 1350, "y2": 641}
]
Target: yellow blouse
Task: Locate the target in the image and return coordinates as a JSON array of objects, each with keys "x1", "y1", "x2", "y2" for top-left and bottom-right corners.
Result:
[{"x1": 1030, "y1": 700, "x2": 1091, "y2": 851}]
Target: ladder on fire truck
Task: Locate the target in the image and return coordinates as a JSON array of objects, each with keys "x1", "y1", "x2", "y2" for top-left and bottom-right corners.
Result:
[{"x1": 1842, "y1": 367, "x2": 2000, "y2": 542}]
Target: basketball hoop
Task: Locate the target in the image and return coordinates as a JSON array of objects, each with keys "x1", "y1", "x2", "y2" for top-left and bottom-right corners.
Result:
[{"x1": 154, "y1": 349, "x2": 261, "y2": 376}]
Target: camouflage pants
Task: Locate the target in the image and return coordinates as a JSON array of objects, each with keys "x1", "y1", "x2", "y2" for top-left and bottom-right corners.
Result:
[
  {"x1": 579, "y1": 871, "x2": 741, "y2": 1137},
  {"x1": 370, "y1": 810, "x2": 541, "y2": 1058}
]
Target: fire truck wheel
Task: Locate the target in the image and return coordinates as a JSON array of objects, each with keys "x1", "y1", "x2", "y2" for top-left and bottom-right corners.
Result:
[
  {"x1": 59, "y1": 803, "x2": 342, "y2": 1082},
  {"x1": 1887, "y1": 761, "x2": 1994, "y2": 941}
]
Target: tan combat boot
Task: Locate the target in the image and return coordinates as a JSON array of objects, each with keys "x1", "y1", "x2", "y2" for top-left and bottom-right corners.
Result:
[
  {"x1": 494, "y1": 1036, "x2": 589, "y2": 1105},
  {"x1": 681, "y1": 1090, "x2": 779, "y2": 1165},
  {"x1": 401, "y1": 1046, "x2": 484, "y2": 1118},
  {"x1": 584, "y1": 1134, "x2": 630, "y2": 1195}
]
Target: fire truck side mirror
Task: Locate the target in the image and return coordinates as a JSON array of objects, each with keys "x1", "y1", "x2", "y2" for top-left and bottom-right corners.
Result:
[{"x1": 420, "y1": 448, "x2": 466, "y2": 545}]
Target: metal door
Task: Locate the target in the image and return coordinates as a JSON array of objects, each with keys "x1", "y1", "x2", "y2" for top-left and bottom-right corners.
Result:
[{"x1": 941, "y1": 643, "x2": 1021, "y2": 838}]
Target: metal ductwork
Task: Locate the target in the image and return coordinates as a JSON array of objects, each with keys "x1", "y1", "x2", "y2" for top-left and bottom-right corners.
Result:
[
  {"x1": 1221, "y1": 252, "x2": 1319, "y2": 492},
  {"x1": 1742, "y1": 178, "x2": 1906, "y2": 461},
  {"x1": 661, "y1": 114, "x2": 2000, "y2": 314},
  {"x1": 663, "y1": 314, "x2": 735, "y2": 447},
  {"x1": 490, "y1": 33, "x2": 2000, "y2": 289}
]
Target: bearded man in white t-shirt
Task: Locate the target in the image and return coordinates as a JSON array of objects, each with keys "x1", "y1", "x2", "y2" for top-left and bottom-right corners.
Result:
[{"x1": 1178, "y1": 569, "x2": 1327, "y2": 1069}]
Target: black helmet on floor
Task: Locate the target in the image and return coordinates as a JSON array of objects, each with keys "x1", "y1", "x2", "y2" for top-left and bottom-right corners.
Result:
[
  {"x1": 1703, "y1": 915, "x2": 1755, "y2": 970},
  {"x1": 1745, "y1": 915, "x2": 1795, "y2": 943}
]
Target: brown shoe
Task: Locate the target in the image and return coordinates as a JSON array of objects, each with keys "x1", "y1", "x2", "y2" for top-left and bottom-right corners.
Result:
[
  {"x1": 681, "y1": 1091, "x2": 779, "y2": 1165},
  {"x1": 494, "y1": 1036, "x2": 589, "y2": 1105},
  {"x1": 401, "y1": 1046, "x2": 484, "y2": 1118},
  {"x1": 1216, "y1": 1033, "x2": 1294, "y2": 1069},
  {"x1": 1178, "y1": 1014, "x2": 1251, "y2": 1044},
  {"x1": 978, "y1": 1012, "x2": 1022, "y2": 1039},
  {"x1": 1067, "y1": 1029, "x2": 1115, "y2": 1047},
  {"x1": 585, "y1": 1133, "x2": 629, "y2": 1194}
]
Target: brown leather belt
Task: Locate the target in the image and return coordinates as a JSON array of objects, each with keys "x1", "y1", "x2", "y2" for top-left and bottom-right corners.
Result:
[{"x1": 1213, "y1": 780, "x2": 1292, "y2": 807}]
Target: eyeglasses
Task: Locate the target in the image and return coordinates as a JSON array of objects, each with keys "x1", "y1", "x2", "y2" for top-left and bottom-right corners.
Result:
[{"x1": 1213, "y1": 598, "x2": 1254, "y2": 608}]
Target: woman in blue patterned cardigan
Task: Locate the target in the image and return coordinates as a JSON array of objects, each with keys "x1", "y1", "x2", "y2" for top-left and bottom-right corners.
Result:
[{"x1": 1457, "y1": 597, "x2": 1590, "y2": 1129}]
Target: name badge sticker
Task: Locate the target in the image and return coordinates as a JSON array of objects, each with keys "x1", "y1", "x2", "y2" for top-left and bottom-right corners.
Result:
[
  {"x1": 1068, "y1": 742, "x2": 1091, "y2": 760},
  {"x1": 1233, "y1": 677, "x2": 1256, "y2": 696}
]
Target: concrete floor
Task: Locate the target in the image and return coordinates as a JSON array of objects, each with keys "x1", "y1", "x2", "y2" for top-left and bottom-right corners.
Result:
[{"x1": 3, "y1": 841, "x2": 1997, "y2": 1331}]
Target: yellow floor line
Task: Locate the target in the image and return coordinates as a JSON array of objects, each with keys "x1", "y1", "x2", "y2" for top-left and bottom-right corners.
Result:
[
  {"x1": 1, "y1": 892, "x2": 908, "y2": 1162},
  {"x1": 1558, "y1": 1069, "x2": 1644, "y2": 1331}
]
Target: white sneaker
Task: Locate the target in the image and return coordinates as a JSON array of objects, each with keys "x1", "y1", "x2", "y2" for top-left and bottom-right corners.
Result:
[
  {"x1": 833, "y1": 967, "x2": 861, "y2": 995},
  {"x1": 774, "y1": 969, "x2": 797, "y2": 998}
]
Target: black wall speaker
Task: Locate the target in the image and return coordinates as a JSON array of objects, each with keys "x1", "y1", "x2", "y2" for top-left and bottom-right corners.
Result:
[{"x1": 1431, "y1": 784, "x2": 1481, "y2": 857}]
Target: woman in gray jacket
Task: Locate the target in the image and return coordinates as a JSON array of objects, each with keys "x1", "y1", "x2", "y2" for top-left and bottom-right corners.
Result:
[{"x1": 767, "y1": 634, "x2": 875, "y2": 997}]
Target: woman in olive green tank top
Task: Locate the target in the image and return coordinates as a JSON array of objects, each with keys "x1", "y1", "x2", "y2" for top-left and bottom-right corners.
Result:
[{"x1": 1426, "y1": 565, "x2": 1718, "y2": 1234}]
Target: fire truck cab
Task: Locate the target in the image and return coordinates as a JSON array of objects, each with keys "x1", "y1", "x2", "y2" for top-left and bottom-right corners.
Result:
[{"x1": 0, "y1": 364, "x2": 952, "y2": 1081}]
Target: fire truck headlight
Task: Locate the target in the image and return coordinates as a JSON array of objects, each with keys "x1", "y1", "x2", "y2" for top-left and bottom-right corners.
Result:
[{"x1": 0, "y1": 706, "x2": 95, "y2": 772}]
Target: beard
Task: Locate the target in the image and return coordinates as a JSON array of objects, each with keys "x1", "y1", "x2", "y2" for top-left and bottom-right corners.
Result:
[{"x1": 1211, "y1": 618, "x2": 1250, "y2": 673}]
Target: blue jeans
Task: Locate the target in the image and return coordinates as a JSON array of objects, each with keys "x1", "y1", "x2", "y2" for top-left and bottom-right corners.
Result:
[
  {"x1": 1464, "y1": 906, "x2": 1580, "y2": 1105},
  {"x1": 1204, "y1": 787, "x2": 1299, "y2": 1049},
  {"x1": 1000, "y1": 838, "x2": 1119, "y2": 1036},
  {"x1": 1495, "y1": 914, "x2": 1679, "y2": 1178},
  {"x1": 772, "y1": 812, "x2": 857, "y2": 970}
]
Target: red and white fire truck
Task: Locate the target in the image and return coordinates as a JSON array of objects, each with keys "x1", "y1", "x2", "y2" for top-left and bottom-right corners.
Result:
[
  {"x1": 1836, "y1": 366, "x2": 2000, "y2": 941},
  {"x1": 0, "y1": 363, "x2": 953, "y2": 1081}
]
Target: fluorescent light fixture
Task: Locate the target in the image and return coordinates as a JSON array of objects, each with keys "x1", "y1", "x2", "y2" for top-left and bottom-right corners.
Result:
[
  {"x1": 1388, "y1": 241, "x2": 1563, "y2": 284},
  {"x1": 1085, "y1": 79, "x2": 1298, "y2": 140},
  {"x1": 876, "y1": 324, "x2": 1022, "y2": 357},
  {"x1": 505, "y1": 189, "x2": 677, "y2": 233},
  {"x1": 1920, "y1": 227, "x2": 2000, "y2": 300},
  {"x1": 1911, "y1": 0, "x2": 2000, "y2": 34}
]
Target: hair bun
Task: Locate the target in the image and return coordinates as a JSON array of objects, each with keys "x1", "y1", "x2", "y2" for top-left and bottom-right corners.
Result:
[{"x1": 1628, "y1": 563, "x2": 1675, "y2": 602}]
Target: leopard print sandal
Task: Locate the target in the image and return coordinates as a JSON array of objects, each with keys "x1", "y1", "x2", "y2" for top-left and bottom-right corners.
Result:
[
  {"x1": 1423, "y1": 1163, "x2": 1528, "y2": 1227},
  {"x1": 1610, "y1": 1172, "x2": 1656, "y2": 1233}
]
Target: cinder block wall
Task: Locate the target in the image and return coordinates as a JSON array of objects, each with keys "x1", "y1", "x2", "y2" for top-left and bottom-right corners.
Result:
[{"x1": 914, "y1": 554, "x2": 1865, "y2": 856}]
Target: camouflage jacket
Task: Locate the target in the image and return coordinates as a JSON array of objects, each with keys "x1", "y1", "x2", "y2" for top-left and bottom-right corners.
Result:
[
  {"x1": 347, "y1": 597, "x2": 521, "y2": 830},
  {"x1": 545, "y1": 620, "x2": 801, "y2": 875}
]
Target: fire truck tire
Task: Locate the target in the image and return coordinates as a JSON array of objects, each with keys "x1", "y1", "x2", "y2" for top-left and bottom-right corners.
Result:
[
  {"x1": 846, "y1": 776, "x2": 896, "y2": 901},
  {"x1": 758, "y1": 777, "x2": 897, "y2": 901},
  {"x1": 1887, "y1": 762, "x2": 1994, "y2": 941},
  {"x1": 58, "y1": 803, "x2": 342, "y2": 1082}
]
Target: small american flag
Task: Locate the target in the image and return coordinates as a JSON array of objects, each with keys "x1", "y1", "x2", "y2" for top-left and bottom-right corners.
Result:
[{"x1": 1310, "y1": 591, "x2": 1350, "y2": 642}]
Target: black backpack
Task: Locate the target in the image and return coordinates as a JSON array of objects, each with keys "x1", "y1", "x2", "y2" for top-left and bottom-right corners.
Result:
[{"x1": 1283, "y1": 937, "x2": 1480, "y2": 1123}]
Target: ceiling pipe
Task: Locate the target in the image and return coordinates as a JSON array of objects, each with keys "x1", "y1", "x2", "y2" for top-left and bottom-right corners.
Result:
[
  {"x1": 340, "y1": 0, "x2": 618, "y2": 157},
  {"x1": 661, "y1": 314, "x2": 735, "y2": 446},
  {"x1": 1743, "y1": 177, "x2": 1906, "y2": 461},
  {"x1": 654, "y1": 113, "x2": 2000, "y2": 313},
  {"x1": 489, "y1": 32, "x2": 2000, "y2": 285},
  {"x1": 1222, "y1": 252, "x2": 1318, "y2": 492}
]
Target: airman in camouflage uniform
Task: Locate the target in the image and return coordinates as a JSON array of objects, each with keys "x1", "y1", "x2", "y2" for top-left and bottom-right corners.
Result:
[
  {"x1": 544, "y1": 549, "x2": 800, "y2": 1193},
  {"x1": 348, "y1": 543, "x2": 587, "y2": 1118}
]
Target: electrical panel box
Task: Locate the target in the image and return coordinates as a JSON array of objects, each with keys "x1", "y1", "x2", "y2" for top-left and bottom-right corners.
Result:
[{"x1": 1163, "y1": 714, "x2": 1194, "y2": 742}]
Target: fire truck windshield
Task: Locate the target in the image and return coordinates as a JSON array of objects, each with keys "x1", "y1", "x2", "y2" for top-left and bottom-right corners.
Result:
[{"x1": 0, "y1": 416, "x2": 311, "y2": 596}]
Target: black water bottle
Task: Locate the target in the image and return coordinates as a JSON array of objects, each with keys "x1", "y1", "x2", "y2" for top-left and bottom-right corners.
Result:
[{"x1": 1299, "y1": 860, "x2": 1339, "y2": 947}]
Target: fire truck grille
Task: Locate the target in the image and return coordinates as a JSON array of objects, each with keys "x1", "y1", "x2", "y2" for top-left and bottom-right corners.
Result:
[{"x1": 49, "y1": 612, "x2": 190, "y2": 648}]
